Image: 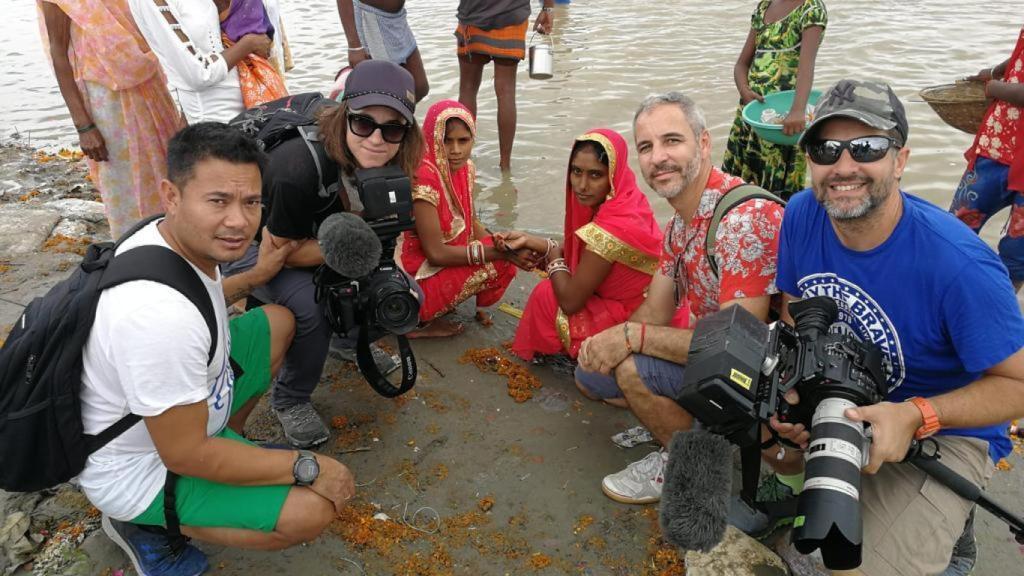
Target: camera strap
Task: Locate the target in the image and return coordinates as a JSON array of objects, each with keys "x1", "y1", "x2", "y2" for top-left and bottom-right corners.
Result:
[{"x1": 356, "y1": 314, "x2": 417, "y2": 397}]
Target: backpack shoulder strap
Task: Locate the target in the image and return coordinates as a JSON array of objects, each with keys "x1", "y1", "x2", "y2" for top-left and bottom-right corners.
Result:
[
  {"x1": 87, "y1": 245, "x2": 221, "y2": 453},
  {"x1": 113, "y1": 213, "x2": 165, "y2": 248},
  {"x1": 705, "y1": 184, "x2": 786, "y2": 279},
  {"x1": 98, "y1": 245, "x2": 218, "y2": 365},
  {"x1": 297, "y1": 125, "x2": 341, "y2": 201}
]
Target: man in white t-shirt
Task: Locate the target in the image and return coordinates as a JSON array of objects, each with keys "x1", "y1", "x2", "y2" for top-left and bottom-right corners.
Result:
[{"x1": 80, "y1": 123, "x2": 355, "y2": 576}]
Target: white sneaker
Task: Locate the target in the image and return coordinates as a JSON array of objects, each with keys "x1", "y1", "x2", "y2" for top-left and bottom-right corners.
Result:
[{"x1": 601, "y1": 449, "x2": 668, "y2": 504}]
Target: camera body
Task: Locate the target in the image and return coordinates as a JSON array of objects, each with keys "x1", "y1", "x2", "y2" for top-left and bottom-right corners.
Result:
[
  {"x1": 316, "y1": 166, "x2": 421, "y2": 338},
  {"x1": 677, "y1": 296, "x2": 887, "y2": 569}
]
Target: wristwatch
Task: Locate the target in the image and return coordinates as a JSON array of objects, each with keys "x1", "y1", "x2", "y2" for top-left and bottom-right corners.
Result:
[
  {"x1": 908, "y1": 397, "x2": 941, "y2": 440},
  {"x1": 293, "y1": 450, "x2": 320, "y2": 486}
]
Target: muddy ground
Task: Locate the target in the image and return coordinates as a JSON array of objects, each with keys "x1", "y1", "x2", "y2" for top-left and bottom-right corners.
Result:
[{"x1": 1, "y1": 144, "x2": 1023, "y2": 575}]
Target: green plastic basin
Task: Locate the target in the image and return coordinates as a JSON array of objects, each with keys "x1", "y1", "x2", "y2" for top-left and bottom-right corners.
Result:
[{"x1": 741, "y1": 89, "x2": 822, "y2": 146}]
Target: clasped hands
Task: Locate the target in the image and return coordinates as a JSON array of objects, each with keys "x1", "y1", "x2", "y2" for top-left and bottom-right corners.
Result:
[{"x1": 491, "y1": 230, "x2": 552, "y2": 271}]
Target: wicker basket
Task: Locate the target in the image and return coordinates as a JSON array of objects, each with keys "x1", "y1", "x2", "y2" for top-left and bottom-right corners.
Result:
[{"x1": 919, "y1": 82, "x2": 990, "y2": 135}]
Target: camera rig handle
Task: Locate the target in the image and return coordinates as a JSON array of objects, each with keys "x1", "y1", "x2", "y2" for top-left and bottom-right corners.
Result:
[
  {"x1": 905, "y1": 439, "x2": 1024, "y2": 545},
  {"x1": 355, "y1": 313, "x2": 417, "y2": 397}
]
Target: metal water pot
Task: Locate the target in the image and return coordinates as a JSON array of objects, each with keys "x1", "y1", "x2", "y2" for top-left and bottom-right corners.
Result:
[{"x1": 528, "y1": 33, "x2": 554, "y2": 80}]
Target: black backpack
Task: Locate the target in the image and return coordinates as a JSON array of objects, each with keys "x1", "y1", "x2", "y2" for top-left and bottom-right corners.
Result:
[
  {"x1": 0, "y1": 215, "x2": 217, "y2": 492},
  {"x1": 229, "y1": 92, "x2": 342, "y2": 200}
]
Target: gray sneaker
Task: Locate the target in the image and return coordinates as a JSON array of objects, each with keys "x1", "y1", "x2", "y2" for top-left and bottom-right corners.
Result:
[
  {"x1": 941, "y1": 508, "x2": 977, "y2": 576},
  {"x1": 330, "y1": 342, "x2": 401, "y2": 376},
  {"x1": 601, "y1": 450, "x2": 668, "y2": 504},
  {"x1": 274, "y1": 402, "x2": 329, "y2": 448}
]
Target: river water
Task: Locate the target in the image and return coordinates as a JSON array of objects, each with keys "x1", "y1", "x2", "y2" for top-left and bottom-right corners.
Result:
[{"x1": 2, "y1": 1, "x2": 1020, "y2": 245}]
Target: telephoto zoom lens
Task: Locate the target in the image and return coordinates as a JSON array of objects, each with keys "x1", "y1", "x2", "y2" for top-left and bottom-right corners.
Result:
[{"x1": 792, "y1": 396, "x2": 867, "y2": 569}]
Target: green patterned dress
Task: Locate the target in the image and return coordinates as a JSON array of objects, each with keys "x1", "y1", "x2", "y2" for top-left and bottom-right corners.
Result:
[{"x1": 722, "y1": 0, "x2": 828, "y2": 199}]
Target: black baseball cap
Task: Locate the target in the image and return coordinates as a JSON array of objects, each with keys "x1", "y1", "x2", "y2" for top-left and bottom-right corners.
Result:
[
  {"x1": 342, "y1": 60, "x2": 417, "y2": 124},
  {"x1": 799, "y1": 80, "x2": 909, "y2": 148}
]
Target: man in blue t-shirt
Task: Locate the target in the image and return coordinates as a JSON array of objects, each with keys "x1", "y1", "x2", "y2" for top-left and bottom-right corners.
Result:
[{"x1": 768, "y1": 80, "x2": 1024, "y2": 575}]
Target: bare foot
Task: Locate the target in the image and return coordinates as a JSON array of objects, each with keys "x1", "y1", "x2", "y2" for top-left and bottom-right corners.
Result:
[
  {"x1": 475, "y1": 309, "x2": 493, "y2": 327},
  {"x1": 407, "y1": 317, "x2": 465, "y2": 339}
]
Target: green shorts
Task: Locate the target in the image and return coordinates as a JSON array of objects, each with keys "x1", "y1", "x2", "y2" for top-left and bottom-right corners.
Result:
[{"x1": 131, "y1": 308, "x2": 291, "y2": 532}]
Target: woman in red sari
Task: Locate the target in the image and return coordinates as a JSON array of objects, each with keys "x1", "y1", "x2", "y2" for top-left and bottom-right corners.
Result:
[
  {"x1": 509, "y1": 129, "x2": 663, "y2": 361},
  {"x1": 401, "y1": 100, "x2": 521, "y2": 337}
]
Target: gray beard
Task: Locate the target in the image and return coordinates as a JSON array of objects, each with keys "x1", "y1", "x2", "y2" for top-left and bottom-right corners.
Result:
[
  {"x1": 653, "y1": 151, "x2": 702, "y2": 200},
  {"x1": 814, "y1": 174, "x2": 895, "y2": 221}
]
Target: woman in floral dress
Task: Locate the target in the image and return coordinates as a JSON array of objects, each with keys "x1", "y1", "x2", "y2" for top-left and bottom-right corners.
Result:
[{"x1": 722, "y1": 0, "x2": 827, "y2": 199}]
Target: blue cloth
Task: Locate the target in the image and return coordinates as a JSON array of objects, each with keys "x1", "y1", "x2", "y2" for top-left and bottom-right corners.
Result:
[
  {"x1": 574, "y1": 354, "x2": 686, "y2": 400},
  {"x1": 778, "y1": 189, "x2": 1024, "y2": 462}
]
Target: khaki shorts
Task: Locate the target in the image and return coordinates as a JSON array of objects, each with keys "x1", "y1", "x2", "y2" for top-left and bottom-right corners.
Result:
[{"x1": 858, "y1": 435, "x2": 994, "y2": 576}]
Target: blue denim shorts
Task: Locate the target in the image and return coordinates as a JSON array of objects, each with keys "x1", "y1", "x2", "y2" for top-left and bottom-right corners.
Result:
[{"x1": 574, "y1": 354, "x2": 686, "y2": 400}]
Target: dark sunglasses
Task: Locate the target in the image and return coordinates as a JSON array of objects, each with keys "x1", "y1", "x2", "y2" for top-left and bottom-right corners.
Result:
[
  {"x1": 804, "y1": 136, "x2": 900, "y2": 165},
  {"x1": 347, "y1": 113, "x2": 409, "y2": 144}
]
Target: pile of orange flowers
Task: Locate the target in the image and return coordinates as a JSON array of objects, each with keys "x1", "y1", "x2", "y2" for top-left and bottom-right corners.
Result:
[{"x1": 458, "y1": 347, "x2": 542, "y2": 403}]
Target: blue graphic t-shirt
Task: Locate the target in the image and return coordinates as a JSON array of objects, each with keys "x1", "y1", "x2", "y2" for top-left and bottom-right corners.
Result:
[{"x1": 778, "y1": 190, "x2": 1024, "y2": 462}]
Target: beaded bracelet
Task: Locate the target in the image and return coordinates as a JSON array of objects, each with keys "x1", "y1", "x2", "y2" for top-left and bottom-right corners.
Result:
[{"x1": 623, "y1": 322, "x2": 633, "y2": 355}]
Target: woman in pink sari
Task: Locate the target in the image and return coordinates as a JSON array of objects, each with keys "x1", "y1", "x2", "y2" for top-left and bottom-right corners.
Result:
[
  {"x1": 400, "y1": 100, "x2": 521, "y2": 337},
  {"x1": 509, "y1": 129, "x2": 662, "y2": 361},
  {"x1": 39, "y1": 0, "x2": 184, "y2": 238}
]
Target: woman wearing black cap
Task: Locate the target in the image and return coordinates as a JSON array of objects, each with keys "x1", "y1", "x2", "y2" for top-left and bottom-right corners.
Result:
[{"x1": 224, "y1": 60, "x2": 424, "y2": 448}]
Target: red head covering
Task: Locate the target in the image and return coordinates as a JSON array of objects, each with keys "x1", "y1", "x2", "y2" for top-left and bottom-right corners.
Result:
[
  {"x1": 563, "y1": 129, "x2": 662, "y2": 275},
  {"x1": 415, "y1": 99, "x2": 477, "y2": 245}
]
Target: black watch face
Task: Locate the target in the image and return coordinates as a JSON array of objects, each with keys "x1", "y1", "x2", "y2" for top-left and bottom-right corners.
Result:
[{"x1": 296, "y1": 458, "x2": 318, "y2": 483}]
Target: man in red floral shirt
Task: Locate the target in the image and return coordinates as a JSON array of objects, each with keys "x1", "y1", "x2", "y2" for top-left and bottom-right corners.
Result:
[
  {"x1": 951, "y1": 25, "x2": 1024, "y2": 290},
  {"x1": 576, "y1": 92, "x2": 785, "y2": 504}
]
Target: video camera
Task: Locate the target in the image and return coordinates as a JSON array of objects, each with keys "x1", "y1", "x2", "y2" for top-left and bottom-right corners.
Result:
[
  {"x1": 678, "y1": 296, "x2": 885, "y2": 569},
  {"x1": 314, "y1": 165, "x2": 420, "y2": 397},
  {"x1": 675, "y1": 297, "x2": 1024, "y2": 569}
]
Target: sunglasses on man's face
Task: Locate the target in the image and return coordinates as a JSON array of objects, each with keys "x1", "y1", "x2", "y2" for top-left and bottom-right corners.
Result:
[
  {"x1": 804, "y1": 136, "x2": 899, "y2": 165},
  {"x1": 347, "y1": 113, "x2": 409, "y2": 144}
]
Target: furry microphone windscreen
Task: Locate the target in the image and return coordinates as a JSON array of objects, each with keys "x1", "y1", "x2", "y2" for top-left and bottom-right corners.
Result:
[
  {"x1": 317, "y1": 212, "x2": 383, "y2": 278},
  {"x1": 659, "y1": 429, "x2": 733, "y2": 553}
]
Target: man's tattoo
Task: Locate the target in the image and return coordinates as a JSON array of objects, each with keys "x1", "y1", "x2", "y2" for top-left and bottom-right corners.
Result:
[{"x1": 225, "y1": 285, "x2": 253, "y2": 307}]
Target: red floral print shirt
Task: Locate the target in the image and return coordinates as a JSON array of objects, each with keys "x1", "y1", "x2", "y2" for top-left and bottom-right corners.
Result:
[{"x1": 657, "y1": 167, "x2": 784, "y2": 321}]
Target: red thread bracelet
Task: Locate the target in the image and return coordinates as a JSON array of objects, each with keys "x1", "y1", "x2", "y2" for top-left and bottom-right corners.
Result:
[{"x1": 639, "y1": 322, "x2": 647, "y2": 354}]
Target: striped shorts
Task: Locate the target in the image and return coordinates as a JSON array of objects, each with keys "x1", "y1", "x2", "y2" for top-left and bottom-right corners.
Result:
[{"x1": 455, "y1": 20, "x2": 528, "y2": 61}]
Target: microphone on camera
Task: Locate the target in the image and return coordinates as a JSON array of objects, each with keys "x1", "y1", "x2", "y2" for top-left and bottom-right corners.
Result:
[
  {"x1": 659, "y1": 429, "x2": 733, "y2": 553},
  {"x1": 317, "y1": 212, "x2": 383, "y2": 278}
]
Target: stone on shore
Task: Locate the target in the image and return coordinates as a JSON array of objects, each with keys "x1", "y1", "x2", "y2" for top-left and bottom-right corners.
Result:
[
  {"x1": 0, "y1": 205, "x2": 60, "y2": 255},
  {"x1": 684, "y1": 525, "x2": 790, "y2": 575},
  {"x1": 43, "y1": 199, "x2": 105, "y2": 224}
]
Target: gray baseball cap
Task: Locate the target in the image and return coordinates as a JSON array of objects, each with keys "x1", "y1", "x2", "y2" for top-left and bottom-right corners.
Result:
[
  {"x1": 342, "y1": 60, "x2": 417, "y2": 124},
  {"x1": 798, "y1": 80, "x2": 909, "y2": 148}
]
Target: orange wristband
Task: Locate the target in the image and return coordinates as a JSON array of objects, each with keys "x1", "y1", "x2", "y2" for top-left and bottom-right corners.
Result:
[{"x1": 908, "y1": 397, "x2": 941, "y2": 440}]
